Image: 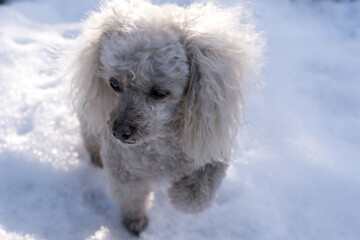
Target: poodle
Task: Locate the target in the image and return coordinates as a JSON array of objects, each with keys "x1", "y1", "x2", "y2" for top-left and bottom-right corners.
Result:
[{"x1": 66, "y1": 0, "x2": 263, "y2": 236}]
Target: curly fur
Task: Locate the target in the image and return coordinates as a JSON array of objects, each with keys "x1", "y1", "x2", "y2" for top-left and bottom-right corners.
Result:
[{"x1": 66, "y1": 0, "x2": 263, "y2": 235}]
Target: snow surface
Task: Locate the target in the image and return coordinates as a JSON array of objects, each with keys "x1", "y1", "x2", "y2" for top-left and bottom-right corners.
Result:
[{"x1": 0, "y1": 0, "x2": 360, "y2": 239}]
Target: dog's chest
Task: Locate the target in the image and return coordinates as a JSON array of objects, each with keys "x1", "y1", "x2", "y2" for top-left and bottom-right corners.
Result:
[{"x1": 102, "y1": 137, "x2": 195, "y2": 181}]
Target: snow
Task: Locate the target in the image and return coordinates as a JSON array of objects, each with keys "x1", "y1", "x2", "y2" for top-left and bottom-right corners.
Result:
[{"x1": 0, "y1": 0, "x2": 360, "y2": 239}]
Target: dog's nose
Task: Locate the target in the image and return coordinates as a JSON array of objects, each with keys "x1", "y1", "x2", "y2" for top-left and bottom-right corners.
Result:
[{"x1": 112, "y1": 121, "x2": 134, "y2": 141}]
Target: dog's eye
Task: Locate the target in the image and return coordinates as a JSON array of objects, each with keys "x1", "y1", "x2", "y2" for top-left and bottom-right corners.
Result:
[
  {"x1": 109, "y1": 77, "x2": 122, "y2": 92},
  {"x1": 149, "y1": 88, "x2": 169, "y2": 100}
]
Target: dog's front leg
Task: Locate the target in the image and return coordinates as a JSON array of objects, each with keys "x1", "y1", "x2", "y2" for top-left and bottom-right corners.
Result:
[
  {"x1": 108, "y1": 178, "x2": 152, "y2": 236},
  {"x1": 168, "y1": 161, "x2": 228, "y2": 213},
  {"x1": 80, "y1": 122, "x2": 103, "y2": 168}
]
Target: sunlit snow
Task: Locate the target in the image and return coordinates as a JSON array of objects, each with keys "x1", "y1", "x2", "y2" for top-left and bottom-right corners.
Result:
[{"x1": 0, "y1": 0, "x2": 359, "y2": 239}]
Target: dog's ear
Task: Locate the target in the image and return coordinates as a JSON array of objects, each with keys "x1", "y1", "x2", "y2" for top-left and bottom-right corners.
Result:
[
  {"x1": 66, "y1": 30, "x2": 111, "y2": 135},
  {"x1": 66, "y1": 4, "x2": 123, "y2": 135},
  {"x1": 179, "y1": 3, "x2": 264, "y2": 167}
]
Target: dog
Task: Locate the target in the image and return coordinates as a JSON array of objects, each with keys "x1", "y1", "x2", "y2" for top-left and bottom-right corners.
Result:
[{"x1": 66, "y1": 0, "x2": 263, "y2": 235}]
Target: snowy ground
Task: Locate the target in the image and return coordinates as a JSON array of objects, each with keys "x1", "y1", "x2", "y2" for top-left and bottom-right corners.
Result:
[{"x1": 0, "y1": 0, "x2": 360, "y2": 239}]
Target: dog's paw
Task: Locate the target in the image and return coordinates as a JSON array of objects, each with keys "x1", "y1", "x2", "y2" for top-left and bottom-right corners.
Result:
[
  {"x1": 90, "y1": 152, "x2": 103, "y2": 168},
  {"x1": 122, "y1": 215, "x2": 148, "y2": 236},
  {"x1": 168, "y1": 175, "x2": 212, "y2": 214},
  {"x1": 168, "y1": 163, "x2": 227, "y2": 213}
]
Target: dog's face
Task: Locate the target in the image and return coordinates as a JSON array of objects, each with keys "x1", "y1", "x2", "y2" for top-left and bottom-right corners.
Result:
[{"x1": 98, "y1": 31, "x2": 189, "y2": 144}]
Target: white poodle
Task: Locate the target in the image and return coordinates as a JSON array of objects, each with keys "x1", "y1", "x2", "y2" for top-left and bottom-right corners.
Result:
[{"x1": 66, "y1": 0, "x2": 263, "y2": 235}]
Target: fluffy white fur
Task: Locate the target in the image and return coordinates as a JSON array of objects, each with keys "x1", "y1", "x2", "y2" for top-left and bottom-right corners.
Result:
[{"x1": 66, "y1": 0, "x2": 263, "y2": 236}]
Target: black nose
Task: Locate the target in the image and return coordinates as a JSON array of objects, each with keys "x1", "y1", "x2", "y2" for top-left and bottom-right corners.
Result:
[{"x1": 112, "y1": 121, "x2": 134, "y2": 141}]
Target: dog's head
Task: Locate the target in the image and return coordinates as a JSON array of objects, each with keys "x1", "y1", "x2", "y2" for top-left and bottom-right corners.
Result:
[
  {"x1": 99, "y1": 29, "x2": 189, "y2": 145},
  {"x1": 68, "y1": 0, "x2": 263, "y2": 166}
]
